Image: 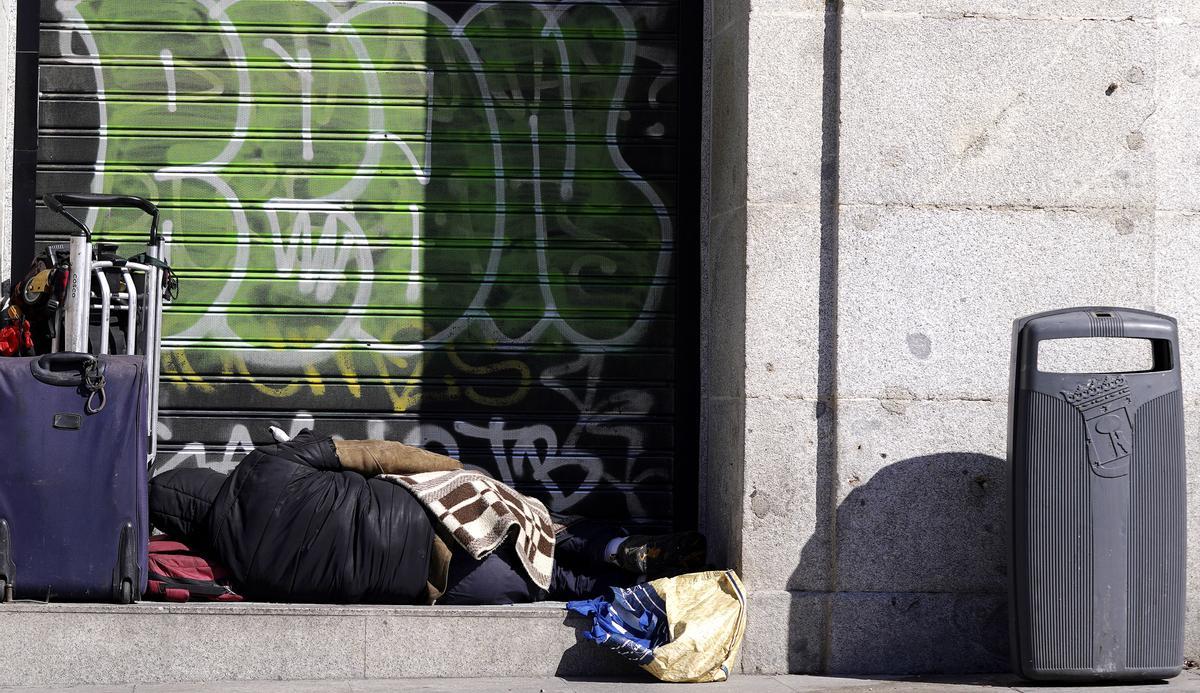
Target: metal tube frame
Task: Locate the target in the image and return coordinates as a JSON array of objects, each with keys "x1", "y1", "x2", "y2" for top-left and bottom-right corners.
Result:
[{"x1": 62, "y1": 235, "x2": 93, "y2": 353}]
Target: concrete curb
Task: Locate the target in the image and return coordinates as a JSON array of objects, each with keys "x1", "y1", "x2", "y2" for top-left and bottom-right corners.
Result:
[{"x1": 0, "y1": 603, "x2": 639, "y2": 687}]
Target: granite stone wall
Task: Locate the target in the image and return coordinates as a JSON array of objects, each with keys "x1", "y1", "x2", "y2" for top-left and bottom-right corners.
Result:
[
  {"x1": 1, "y1": 0, "x2": 15, "y2": 285},
  {"x1": 702, "y1": 0, "x2": 1200, "y2": 674}
]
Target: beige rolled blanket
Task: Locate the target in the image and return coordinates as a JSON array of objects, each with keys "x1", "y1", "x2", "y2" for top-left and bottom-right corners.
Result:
[{"x1": 334, "y1": 439, "x2": 463, "y2": 477}]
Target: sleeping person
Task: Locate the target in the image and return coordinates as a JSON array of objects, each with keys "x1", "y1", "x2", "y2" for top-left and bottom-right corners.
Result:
[{"x1": 149, "y1": 429, "x2": 705, "y2": 605}]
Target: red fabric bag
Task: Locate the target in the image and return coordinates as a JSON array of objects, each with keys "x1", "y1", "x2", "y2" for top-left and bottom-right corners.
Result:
[
  {"x1": 0, "y1": 320, "x2": 33, "y2": 356},
  {"x1": 146, "y1": 534, "x2": 243, "y2": 602}
]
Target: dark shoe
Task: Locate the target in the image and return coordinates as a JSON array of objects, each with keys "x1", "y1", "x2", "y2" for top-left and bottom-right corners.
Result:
[{"x1": 615, "y1": 531, "x2": 706, "y2": 578}]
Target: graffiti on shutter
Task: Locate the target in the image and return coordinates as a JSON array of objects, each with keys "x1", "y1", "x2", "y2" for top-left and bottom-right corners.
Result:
[{"x1": 38, "y1": 0, "x2": 682, "y2": 527}]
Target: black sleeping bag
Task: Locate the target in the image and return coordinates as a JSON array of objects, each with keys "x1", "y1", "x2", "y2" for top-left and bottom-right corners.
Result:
[{"x1": 149, "y1": 430, "x2": 433, "y2": 603}]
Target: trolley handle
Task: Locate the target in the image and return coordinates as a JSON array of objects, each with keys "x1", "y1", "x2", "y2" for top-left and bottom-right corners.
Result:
[{"x1": 43, "y1": 192, "x2": 160, "y2": 245}]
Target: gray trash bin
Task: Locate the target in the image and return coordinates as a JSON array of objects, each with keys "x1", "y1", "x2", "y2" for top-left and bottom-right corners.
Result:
[{"x1": 1008, "y1": 307, "x2": 1185, "y2": 681}]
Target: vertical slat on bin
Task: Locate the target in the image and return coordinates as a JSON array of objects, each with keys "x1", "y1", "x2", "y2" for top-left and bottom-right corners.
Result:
[
  {"x1": 1127, "y1": 392, "x2": 1186, "y2": 670},
  {"x1": 1025, "y1": 391, "x2": 1092, "y2": 673}
]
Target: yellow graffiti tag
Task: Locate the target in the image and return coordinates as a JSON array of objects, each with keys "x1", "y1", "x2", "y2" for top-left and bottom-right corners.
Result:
[
  {"x1": 447, "y1": 345, "x2": 531, "y2": 408},
  {"x1": 162, "y1": 350, "x2": 216, "y2": 393}
]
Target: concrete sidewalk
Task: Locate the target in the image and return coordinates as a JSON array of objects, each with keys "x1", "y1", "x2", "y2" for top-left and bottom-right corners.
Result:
[{"x1": 5, "y1": 673, "x2": 1200, "y2": 693}]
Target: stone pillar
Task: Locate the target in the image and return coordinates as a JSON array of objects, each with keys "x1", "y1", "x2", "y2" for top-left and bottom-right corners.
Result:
[
  {"x1": 1, "y1": 0, "x2": 15, "y2": 286},
  {"x1": 702, "y1": 0, "x2": 830, "y2": 674},
  {"x1": 705, "y1": 0, "x2": 1200, "y2": 674},
  {"x1": 1155, "y1": 0, "x2": 1200, "y2": 661}
]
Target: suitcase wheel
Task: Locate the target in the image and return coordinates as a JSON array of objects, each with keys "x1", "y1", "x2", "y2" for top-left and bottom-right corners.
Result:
[
  {"x1": 0, "y1": 579, "x2": 10, "y2": 603},
  {"x1": 118, "y1": 579, "x2": 133, "y2": 605}
]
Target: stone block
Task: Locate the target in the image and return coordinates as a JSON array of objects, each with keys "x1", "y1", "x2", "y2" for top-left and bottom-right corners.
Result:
[
  {"x1": 750, "y1": 0, "x2": 824, "y2": 16},
  {"x1": 835, "y1": 399, "x2": 1008, "y2": 593},
  {"x1": 364, "y1": 608, "x2": 637, "y2": 678},
  {"x1": 742, "y1": 397, "x2": 828, "y2": 591},
  {"x1": 1155, "y1": 25, "x2": 1200, "y2": 212},
  {"x1": 711, "y1": 15, "x2": 749, "y2": 218},
  {"x1": 0, "y1": 604, "x2": 364, "y2": 687},
  {"x1": 701, "y1": 395, "x2": 747, "y2": 571},
  {"x1": 746, "y1": 11, "x2": 825, "y2": 205},
  {"x1": 1154, "y1": 212, "x2": 1200, "y2": 393},
  {"x1": 702, "y1": 205, "x2": 748, "y2": 401},
  {"x1": 738, "y1": 590, "x2": 827, "y2": 675},
  {"x1": 828, "y1": 592, "x2": 1009, "y2": 674},
  {"x1": 1156, "y1": 1, "x2": 1200, "y2": 23},
  {"x1": 836, "y1": 205, "x2": 1156, "y2": 400},
  {"x1": 856, "y1": 1, "x2": 1148, "y2": 19},
  {"x1": 745, "y1": 205, "x2": 823, "y2": 399},
  {"x1": 839, "y1": 14, "x2": 1157, "y2": 209},
  {"x1": 0, "y1": 603, "x2": 638, "y2": 687}
]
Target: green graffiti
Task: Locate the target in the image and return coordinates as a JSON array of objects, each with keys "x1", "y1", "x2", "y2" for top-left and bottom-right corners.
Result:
[
  {"x1": 72, "y1": 0, "x2": 671, "y2": 355},
  {"x1": 51, "y1": 0, "x2": 679, "y2": 517}
]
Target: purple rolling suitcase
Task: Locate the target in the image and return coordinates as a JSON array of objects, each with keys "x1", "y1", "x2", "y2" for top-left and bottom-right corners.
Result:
[{"x1": 0, "y1": 352, "x2": 148, "y2": 602}]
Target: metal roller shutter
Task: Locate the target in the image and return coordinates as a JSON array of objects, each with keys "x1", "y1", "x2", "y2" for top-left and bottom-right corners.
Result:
[{"x1": 35, "y1": 0, "x2": 696, "y2": 529}]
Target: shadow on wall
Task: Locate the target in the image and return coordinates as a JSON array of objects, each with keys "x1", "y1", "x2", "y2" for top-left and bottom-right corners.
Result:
[{"x1": 790, "y1": 453, "x2": 1011, "y2": 674}]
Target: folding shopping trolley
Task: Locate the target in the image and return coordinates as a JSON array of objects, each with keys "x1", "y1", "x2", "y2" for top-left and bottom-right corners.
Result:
[
  {"x1": 44, "y1": 192, "x2": 170, "y2": 465},
  {"x1": 0, "y1": 193, "x2": 170, "y2": 602}
]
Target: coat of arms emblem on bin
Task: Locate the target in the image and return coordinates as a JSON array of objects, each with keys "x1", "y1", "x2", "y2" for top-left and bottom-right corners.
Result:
[{"x1": 1062, "y1": 374, "x2": 1133, "y2": 478}]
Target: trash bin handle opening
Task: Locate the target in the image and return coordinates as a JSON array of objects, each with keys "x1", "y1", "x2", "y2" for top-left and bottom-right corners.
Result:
[{"x1": 1018, "y1": 308, "x2": 1179, "y2": 375}]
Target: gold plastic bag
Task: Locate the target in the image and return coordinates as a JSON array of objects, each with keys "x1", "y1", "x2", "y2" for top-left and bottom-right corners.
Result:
[{"x1": 641, "y1": 569, "x2": 748, "y2": 683}]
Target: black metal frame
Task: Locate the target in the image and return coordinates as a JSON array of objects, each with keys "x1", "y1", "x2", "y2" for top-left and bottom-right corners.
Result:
[
  {"x1": 672, "y1": 1, "x2": 704, "y2": 531},
  {"x1": 9, "y1": 0, "x2": 38, "y2": 282}
]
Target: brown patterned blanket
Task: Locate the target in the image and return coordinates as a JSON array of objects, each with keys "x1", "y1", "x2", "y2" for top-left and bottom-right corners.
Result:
[{"x1": 381, "y1": 469, "x2": 555, "y2": 590}]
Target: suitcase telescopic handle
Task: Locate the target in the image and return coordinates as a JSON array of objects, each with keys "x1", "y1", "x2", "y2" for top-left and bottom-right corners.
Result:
[{"x1": 43, "y1": 192, "x2": 160, "y2": 245}]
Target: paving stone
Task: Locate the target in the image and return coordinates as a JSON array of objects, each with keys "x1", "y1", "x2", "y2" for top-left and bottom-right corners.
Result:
[
  {"x1": 142, "y1": 683, "x2": 353, "y2": 693},
  {"x1": 1012, "y1": 671, "x2": 1200, "y2": 692},
  {"x1": 9, "y1": 673, "x2": 1200, "y2": 692}
]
